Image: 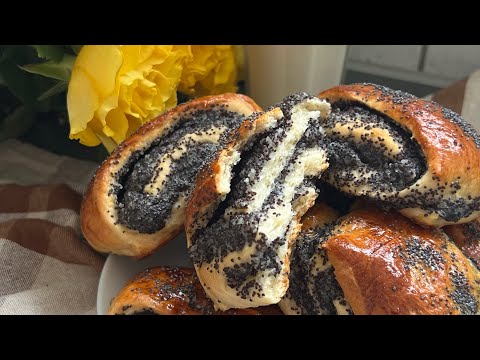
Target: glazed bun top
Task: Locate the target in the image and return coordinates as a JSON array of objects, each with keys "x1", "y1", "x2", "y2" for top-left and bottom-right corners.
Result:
[
  {"x1": 108, "y1": 266, "x2": 282, "y2": 315},
  {"x1": 324, "y1": 207, "x2": 480, "y2": 315},
  {"x1": 318, "y1": 84, "x2": 480, "y2": 227},
  {"x1": 444, "y1": 217, "x2": 480, "y2": 268}
]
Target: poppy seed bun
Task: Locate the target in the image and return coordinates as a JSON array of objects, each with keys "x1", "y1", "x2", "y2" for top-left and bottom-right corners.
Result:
[
  {"x1": 279, "y1": 202, "x2": 352, "y2": 315},
  {"x1": 81, "y1": 94, "x2": 260, "y2": 258},
  {"x1": 108, "y1": 266, "x2": 282, "y2": 315},
  {"x1": 324, "y1": 207, "x2": 480, "y2": 315},
  {"x1": 186, "y1": 93, "x2": 331, "y2": 310},
  {"x1": 444, "y1": 217, "x2": 480, "y2": 268},
  {"x1": 319, "y1": 84, "x2": 480, "y2": 227}
]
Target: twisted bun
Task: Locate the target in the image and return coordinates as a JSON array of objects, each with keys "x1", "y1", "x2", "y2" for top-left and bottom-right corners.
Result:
[
  {"x1": 319, "y1": 84, "x2": 480, "y2": 227},
  {"x1": 81, "y1": 94, "x2": 260, "y2": 258}
]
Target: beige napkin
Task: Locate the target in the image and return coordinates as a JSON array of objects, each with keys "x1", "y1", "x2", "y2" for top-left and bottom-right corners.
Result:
[{"x1": 0, "y1": 139, "x2": 104, "y2": 315}]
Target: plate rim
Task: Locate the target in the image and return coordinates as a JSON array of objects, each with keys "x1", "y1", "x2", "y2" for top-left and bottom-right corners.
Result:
[{"x1": 96, "y1": 233, "x2": 191, "y2": 315}]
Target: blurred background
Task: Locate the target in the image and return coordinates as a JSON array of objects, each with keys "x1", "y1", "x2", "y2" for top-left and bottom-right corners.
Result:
[
  {"x1": 343, "y1": 45, "x2": 480, "y2": 97},
  {"x1": 1, "y1": 45, "x2": 479, "y2": 162}
]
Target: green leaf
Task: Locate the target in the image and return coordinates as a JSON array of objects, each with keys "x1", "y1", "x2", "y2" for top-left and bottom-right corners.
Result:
[
  {"x1": 37, "y1": 81, "x2": 68, "y2": 101},
  {"x1": 0, "y1": 47, "x2": 8, "y2": 63},
  {"x1": 0, "y1": 105, "x2": 35, "y2": 141},
  {"x1": 31, "y1": 45, "x2": 65, "y2": 62},
  {"x1": 21, "y1": 54, "x2": 75, "y2": 82},
  {"x1": 0, "y1": 58, "x2": 39, "y2": 104},
  {"x1": 70, "y1": 45, "x2": 83, "y2": 55}
]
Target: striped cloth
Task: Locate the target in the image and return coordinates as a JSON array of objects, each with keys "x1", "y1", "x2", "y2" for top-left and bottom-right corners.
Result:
[
  {"x1": 1, "y1": 73, "x2": 480, "y2": 315},
  {"x1": 0, "y1": 139, "x2": 104, "y2": 315}
]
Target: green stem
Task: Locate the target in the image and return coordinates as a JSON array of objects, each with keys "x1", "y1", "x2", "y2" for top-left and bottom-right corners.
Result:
[{"x1": 95, "y1": 132, "x2": 117, "y2": 154}]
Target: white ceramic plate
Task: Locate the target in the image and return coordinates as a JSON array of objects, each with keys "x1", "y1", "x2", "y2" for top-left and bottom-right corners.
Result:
[{"x1": 96, "y1": 233, "x2": 192, "y2": 315}]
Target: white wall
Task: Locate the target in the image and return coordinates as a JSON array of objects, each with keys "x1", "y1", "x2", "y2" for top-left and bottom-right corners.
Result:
[{"x1": 346, "y1": 45, "x2": 480, "y2": 88}]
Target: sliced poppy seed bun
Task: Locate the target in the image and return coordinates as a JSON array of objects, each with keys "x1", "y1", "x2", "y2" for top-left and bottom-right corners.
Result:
[
  {"x1": 444, "y1": 217, "x2": 480, "y2": 268},
  {"x1": 324, "y1": 207, "x2": 480, "y2": 315},
  {"x1": 81, "y1": 94, "x2": 261, "y2": 258},
  {"x1": 108, "y1": 266, "x2": 282, "y2": 315},
  {"x1": 279, "y1": 202, "x2": 352, "y2": 315},
  {"x1": 318, "y1": 84, "x2": 480, "y2": 227},
  {"x1": 186, "y1": 93, "x2": 331, "y2": 310}
]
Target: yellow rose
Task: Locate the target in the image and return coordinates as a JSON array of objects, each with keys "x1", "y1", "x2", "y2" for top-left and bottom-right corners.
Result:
[
  {"x1": 67, "y1": 45, "x2": 188, "y2": 151},
  {"x1": 178, "y1": 45, "x2": 238, "y2": 96},
  {"x1": 67, "y1": 45, "x2": 239, "y2": 152}
]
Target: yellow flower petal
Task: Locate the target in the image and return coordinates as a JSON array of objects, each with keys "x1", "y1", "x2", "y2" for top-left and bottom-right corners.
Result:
[
  {"x1": 69, "y1": 126, "x2": 101, "y2": 147},
  {"x1": 75, "y1": 45, "x2": 123, "y2": 99},
  {"x1": 178, "y1": 45, "x2": 237, "y2": 96},
  {"x1": 126, "y1": 114, "x2": 142, "y2": 138},
  {"x1": 96, "y1": 93, "x2": 120, "y2": 126},
  {"x1": 119, "y1": 45, "x2": 172, "y2": 76},
  {"x1": 95, "y1": 131, "x2": 118, "y2": 153},
  {"x1": 67, "y1": 67, "x2": 100, "y2": 135},
  {"x1": 103, "y1": 109, "x2": 129, "y2": 145},
  {"x1": 67, "y1": 44, "x2": 237, "y2": 151}
]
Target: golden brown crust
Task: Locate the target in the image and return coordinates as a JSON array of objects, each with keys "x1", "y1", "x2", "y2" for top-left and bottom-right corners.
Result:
[
  {"x1": 107, "y1": 266, "x2": 282, "y2": 315},
  {"x1": 185, "y1": 107, "x2": 282, "y2": 244},
  {"x1": 318, "y1": 84, "x2": 480, "y2": 227},
  {"x1": 81, "y1": 94, "x2": 261, "y2": 258},
  {"x1": 324, "y1": 207, "x2": 480, "y2": 315},
  {"x1": 444, "y1": 217, "x2": 480, "y2": 268},
  {"x1": 301, "y1": 202, "x2": 340, "y2": 231}
]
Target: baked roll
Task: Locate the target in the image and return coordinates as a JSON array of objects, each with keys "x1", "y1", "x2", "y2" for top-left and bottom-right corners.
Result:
[
  {"x1": 444, "y1": 217, "x2": 480, "y2": 268},
  {"x1": 324, "y1": 207, "x2": 480, "y2": 315},
  {"x1": 108, "y1": 266, "x2": 282, "y2": 315},
  {"x1": 318, "y1": 84, "x2": 480, "y2": 227},
  {"x1": 186, "y1": 93, "x2": 331, "y2": 310},
  {"x1": 81, "y1": 94, "x2": 261, "y2": 258},
  {"x1": 279, "y1": 203, "x2": 352, "y2": 315}
]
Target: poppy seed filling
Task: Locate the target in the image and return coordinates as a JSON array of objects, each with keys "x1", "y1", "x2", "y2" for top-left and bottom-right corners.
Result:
[
  {"x1": 189, "y1": 93, "x2": 332, "y2": 301},
  {"x1": 324, "y1": 102, "x2": 426, "y2": 193},
  {"x1": 284, "y1": 224, "x2": 352, "y2": 315},
  {"x1": 323, "y1": 101, "x2": 480, "y2": 222},
  {"x1": 189, "y1": 93, "x2": 334, "y2": 301},
  {"x1": 112, "y1": 107, "x2": 246, "y2": 233}
]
